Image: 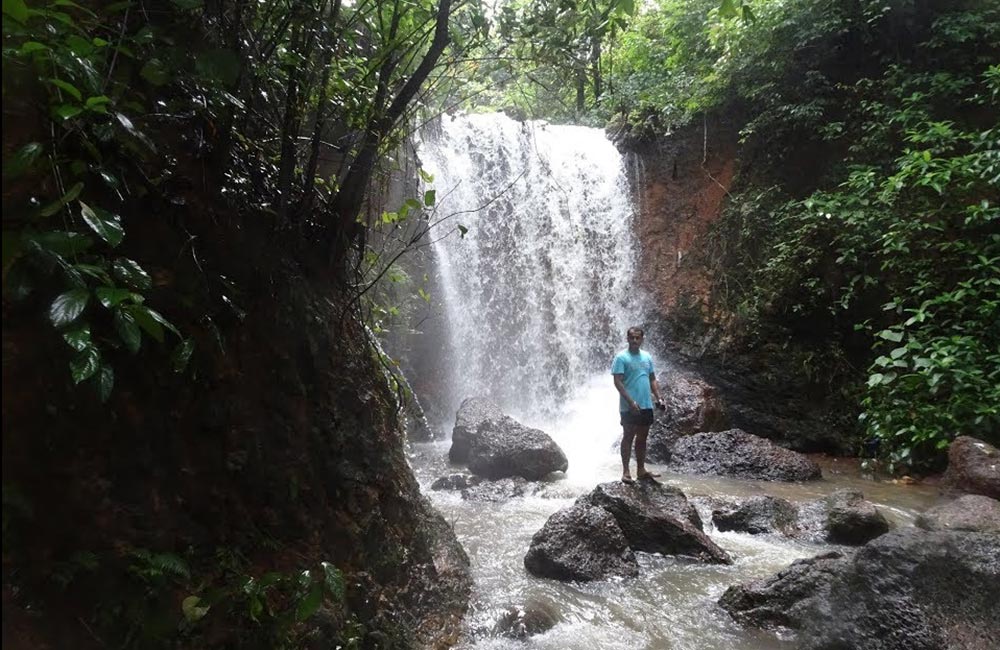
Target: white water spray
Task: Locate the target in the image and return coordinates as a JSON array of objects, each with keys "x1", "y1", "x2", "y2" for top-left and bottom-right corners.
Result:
[{"x1": 419, "y1": 113, "x2": 647, "y2": 435}]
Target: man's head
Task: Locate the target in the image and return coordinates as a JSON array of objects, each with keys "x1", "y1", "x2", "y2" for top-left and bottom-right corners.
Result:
[{"x1": 627, "y1": 327, "x2": 644, "y2": 352}]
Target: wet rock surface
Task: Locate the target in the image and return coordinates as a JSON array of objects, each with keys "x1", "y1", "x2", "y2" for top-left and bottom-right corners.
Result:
[
  {"x1": 647, "y1": 368, "x2": 731, "y2": 462},
  {"x1": 450, "y1": 397, "x2": 568, "y2": 480},
  {"x1": 491, "y1": 599, "x2": 561, "y2": 639},
  {"x1": 430, "y1": 473, "x2": 483, "y2": 491},
  {"x1": 712, "y1": 496, "x2": 799, "y2": 535},
  {"x1": 461, "y1": 477, "x2": 532, "y2": 502},
  {"x1": 943, "y1": 436, "x2": 1000, "y2": 499},
  {"x1": 581, "y1": 481, "x2": 731, "y2": 564},
  {"x1": 719, "y1": 551, "x2": 848, "y2": 629},
  {"x1": 722, "y1": 529, "x2": 1000, "y2": 650},
  {"x1": 523, "y1": 502, "x2": 639, "y2": 582},
  {"x1": 916, "y1": 494, "x2": 1000, "y2": 534},
  {"x1": 668, "y1": 429, "x2": 822, "y2": 481},
  {"x1": 823, "y1": 488, "x2": 891, "y2": 545}
]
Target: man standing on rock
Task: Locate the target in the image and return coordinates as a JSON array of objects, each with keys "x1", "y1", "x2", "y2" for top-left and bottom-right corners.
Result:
[{"x1": 612, "y1": 327, "x2": 664, "y2": 483}]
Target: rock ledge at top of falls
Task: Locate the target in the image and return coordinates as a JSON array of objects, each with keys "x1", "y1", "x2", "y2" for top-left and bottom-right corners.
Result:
[
  {"x1": 449, "y1": 397, "x2": 568, "y2": 481},
  {"x1": 667, "y1": 429, "x2": 822, "y2": 482},
  {"x1": 721, "y1": 529, "x2": 1000, "y2": 650}
]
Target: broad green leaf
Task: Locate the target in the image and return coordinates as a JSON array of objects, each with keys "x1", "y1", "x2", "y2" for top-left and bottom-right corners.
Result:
[
  {"x1": 112, "y1": 258, "x2": 152, "y2": 291},
  {"x1": 70, "y1": 345, "x2": 100, "y2": 384},
  {"x1": 47, "y1": 78, "x2": 82, "y2": 101},
  {"x1": 19, "y1": 41, "x2": 47, "y2": 54},
  {"x1": 50, "y1": 289, "x2": 90, "y2": 327},
  {"x1": 85, "y1": 96, "x2": 112, "y2": 112},
  {"x1": 295, "y1": 583, "x2": 324, "y2": 622},
  {"x1": 878, "y1": 329, "x2": 904, "y2": 343},
  {"x1": 28, "y1": 230, "x2": 93, "y2": 256},
  {"x1": 125, "y1": 304, "x2": 163, "y2": 342},
  {"x1": 40, "y1": 182, "x2": 84, "y2": 217},
  {"x1": 719, "y1": 0, "x2": 738, "y2": 19},
  {"x1": 889, "y1": 346, "x2": 908, "y2": 360},
  {"x1": 96, "y1": 364, "x2": 114, "y2": 402},
  {"x1": 418, "y1": 168, "x2": 434, "y2": 183},
  {"x1": 171, "y1": 338, "x2": 194, "y2": 372},
  {"x1": 63, "y1": 324, "x2": 91, "y2": 351},
  {"x1": 423, "y1": 190, "x2": 436, "y2": 207},
  {"x1": 321, "y1": 562, "x2": 345, "y2": 601},
  {"x1": 80, "y1": 201, "x2": 124, "y2": 247},
  {"x1": 4, "y1": 142, "x2": 43, "y2": 178},
  {"x1": 140, "y1": 59, "x2": 171, "y2": 86},
  {"x1": 95, "y1": 286, "x2": 132, "y2": 308},
  {"x1": 181, "y1": 595, "x2": 210, "y2": 622},
  {"x1": 74, "y1": 263, "x2": 112, "y2": 284},
  {"x1": 114, "y1": 309, "x2": 142, "y2": 353},
  {"x1": 2, "y1": 0, "x2": 29, "y2": 24}
]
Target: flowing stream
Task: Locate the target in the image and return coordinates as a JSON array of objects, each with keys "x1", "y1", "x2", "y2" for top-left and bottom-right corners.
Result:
[{"x1": 410, "y1": 113, "x2": 943, "y2": 649}]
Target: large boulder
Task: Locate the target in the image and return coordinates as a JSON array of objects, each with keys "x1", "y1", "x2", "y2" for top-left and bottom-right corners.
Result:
[
  {"x1": 823, "y1": 489, "x2": 890, "y2": 545},
  {"x1": 943, "y1": 436, "x2": 1000, "y2": 499},
  {"x1": 712, "y1": 496, "x2": 799, "y2": 536},
  {"x1": 721, "y1": 529, "x2": 1000, "y2": 650},
  {"x1": 667, "y1": 429, "x2": 822, "y2": 481},
  {"x1": 581, "y1": 481, "x2": 731, "y2": 564},
  {"x1": 461, "y1": 477, "x2": 531, "y2": 502},
  {"x1": 466, "y1": 418, "x2": 568, "y2": 480},
  {"x1": 430, "y1": 474, "x2": 483, "y2": 491},
  {"x1": 719, "y1": 551, "x2": 848, "y2": 629},
  {"x1": 523, "y1": 503, "x2": 639, "y2": 582},
  {"x1": 450, "y1": 397, "x2": 506, "y2": 463},
  {"x1": 916, "y1": 494, "x2": 1000, "y2": 534},
  {"x1": 450, "y1": 397, "x2": 568, "y2": 480},
  {"x1": 798, "y1": 529, "x2": 1000, "y2": 650},
  {"x1": 491, "y1": 599, "x2": 560, "y2": 639},
  {"x1": 647, "y1": 368, "x2": 731, "y2": 462}
]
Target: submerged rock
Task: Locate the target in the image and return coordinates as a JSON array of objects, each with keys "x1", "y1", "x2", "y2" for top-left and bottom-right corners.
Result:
[
  {"x1": 492, "y1": 599, "x2": 561, "y2": 639},
  {"x1": 647, "y1": 368, "x2": 731, "y2": 462},
  {"x1": 943, "y1": 436, "x2": 1000, "y2": 499},
  {"x1": 916, "y1": 494, "x2": 1000, "y2": 534},
  {"x1": 667, "y1": 429, "x2": 822, "y2": 481},
  {"x1": 461, "y1": 477, "x2": 531, "y2": 502},
  {"x1": 712, "y1": 496, "x2": 799, "y2": 535},
  {"x1": 823, "y1": 489, "x2": 890, "y2": 545},
  {"x1": 523, "y1": 502, "x2": 639, "y2": 582},
  {"x1": 719, "y1": 551, "x2": 848, "y2": 629},
  {"x1": 430, "y1": 474, "x2": 483, "y2": 491},
  {"x1": 581, "y1": 481, "x2": 731, "y2": 564}
]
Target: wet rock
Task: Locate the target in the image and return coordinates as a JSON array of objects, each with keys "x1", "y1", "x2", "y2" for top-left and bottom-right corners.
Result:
[
  {"x1": 492, "y1": 599, "x2": 560, "y2": 639},
  {"x1": 667, "y1": 429, "x2": 822, "y2": 481},
  {"x1": 461, "y1": 477, "x2": 530, "y2": 502},
  {"x1": 712, "y1": 496, "x2": 799, "y2": 535},
  {"x1": 719, "y1": 551, "x2": 848, "y2": 629},
  {"x1": 450, "y1": 397, "x2": 568, "y2": 480},
  {"x1": 450, "y1": 397, "x2": 506, "y2": 463},
  {"x1": 722, "y1": 529, "x2": 1000, "y2": 650},
  {"x1": 943, "y1": 436, "x2": 1000, "y2": 499},
  {"x1": 916, "y1": 494, "x2": 1000, "y2": 534},
  {"x1": 430, "y1": 474, "x2": 483, "y2": 491},
  {"x1": 824, "y1": 489, "x2": 890, "y2": 545},
  {"x1": 647, "y1": 369, "x2": 731, "y2": 462},
  {"x1": 581, "y1": 481, "x2": 731, "y2": 564},
  {"x1": 523, "y1": 502, "x2": 639, "y2": 582},
  {"x1": 798, "y1": 529, "x2": 1000, "y2": 650}
]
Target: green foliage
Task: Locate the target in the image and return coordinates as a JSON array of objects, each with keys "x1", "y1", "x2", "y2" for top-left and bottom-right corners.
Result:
[{"x1": 701, "y1": 4, "x2": 1000, "y2": 469}]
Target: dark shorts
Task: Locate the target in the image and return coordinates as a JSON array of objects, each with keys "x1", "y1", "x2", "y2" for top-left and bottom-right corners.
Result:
[{"x1": 620, "y1": 409, "x2": 654, "y2": 426}]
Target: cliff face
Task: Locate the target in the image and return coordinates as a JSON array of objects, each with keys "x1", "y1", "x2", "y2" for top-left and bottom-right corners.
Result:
[
  {"x1": 622, "y1": 117, "x2": 855, "y2": 453},
  {"x1": 2, "y1": 209, "x2": 470, "y2": 648}
]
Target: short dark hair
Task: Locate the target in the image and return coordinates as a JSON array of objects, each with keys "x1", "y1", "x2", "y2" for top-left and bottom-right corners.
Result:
[{"x1": 627, "y1": 326, "x2": 644, "y2": 338}]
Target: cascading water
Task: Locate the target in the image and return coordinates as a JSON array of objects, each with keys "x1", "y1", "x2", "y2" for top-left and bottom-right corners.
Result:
[
  {"x1": 419, "y1": 113, "x2": 647, "y2": 424},
  {"x1": 408, "y1": 114, "x2": 941, "y2": 650}
]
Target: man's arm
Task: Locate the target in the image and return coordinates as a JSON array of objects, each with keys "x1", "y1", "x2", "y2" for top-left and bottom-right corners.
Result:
[
  {"x1": 614, "y1": 373, "x2": 639, "y2": 411},
  {"x1": 650, "y1": 372, "x2": 663, "y2": 407}
]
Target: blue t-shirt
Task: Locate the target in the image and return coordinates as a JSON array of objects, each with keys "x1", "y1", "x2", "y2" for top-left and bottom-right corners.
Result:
[{"x1": 611, "y1": 350, "x2": 655, "y2": 412}]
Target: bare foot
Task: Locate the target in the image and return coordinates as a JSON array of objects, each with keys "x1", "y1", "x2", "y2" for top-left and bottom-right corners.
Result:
[
  {"x1": 621, "y1": 475, "x2": 635, "y2": 484},
  {"x1": 637, "y1": 471, "x2": 661, "y2": 482}
]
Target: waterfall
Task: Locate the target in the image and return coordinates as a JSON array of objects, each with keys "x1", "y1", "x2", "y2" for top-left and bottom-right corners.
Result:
[{"x1": 418, "y1": 113, "x2": 648, "y2": 423}]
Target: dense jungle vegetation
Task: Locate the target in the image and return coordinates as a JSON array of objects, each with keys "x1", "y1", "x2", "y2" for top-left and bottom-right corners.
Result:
[{"x1": 1, "y1": 0, "x2": 997, "y2": 647}]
